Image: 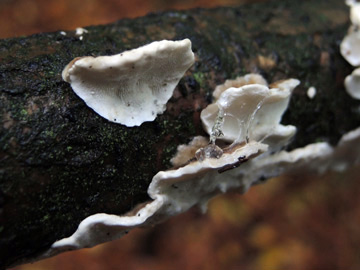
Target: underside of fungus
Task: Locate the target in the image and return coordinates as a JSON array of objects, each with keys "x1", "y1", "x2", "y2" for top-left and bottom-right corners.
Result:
[{"x1": 62, "y1": 39, "x2": 195, "y2": 126}]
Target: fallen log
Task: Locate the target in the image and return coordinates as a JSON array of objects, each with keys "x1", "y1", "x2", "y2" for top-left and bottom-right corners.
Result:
[{"x1": 1, "y1": 0, "x2": 359, "y2": 268}]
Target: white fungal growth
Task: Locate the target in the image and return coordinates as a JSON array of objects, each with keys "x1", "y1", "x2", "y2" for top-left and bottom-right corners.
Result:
[
  {"x1": 307, "y1": 86, "x2": 317, "y2": 99},
  {"x1": 74, "y1": 28, "x2": 88, "y2": 41},
  {"x1": 201, "y1": 78, "x2": 299, "y2": 150},
  {"x1": 345, "y1": 67, "x2": 360, "y2": 99},
  {"x1": 212, "y1": 73, "x2": 268, "y2": 100},
  {"x1": 75, "y1": 27, "x2": 88, "y2": 36},
  {"x1": 340, "y1": 26, "x2": 360, "y2": 67},
  {"x1": 39, "y1": 141, "x2": 268, "y2": 260},
  {"x1": 62, "y1": 39, "x2": 195, "y2": 126},
  {"x1": 346, "y1": 0, "x2": 360, "y2": 26},
  {"x1": 29, "y1": 71, "x2": 360, "y2": 264},
  {"x1": 38, "y1": 127, "x2": 360, "y2": 262},
  {"x1": 341, "y1": 0, "x2": 360, "y2": 100},
  {"x1": 341, "y1": 1, "x2": 360, "y2": 66}
]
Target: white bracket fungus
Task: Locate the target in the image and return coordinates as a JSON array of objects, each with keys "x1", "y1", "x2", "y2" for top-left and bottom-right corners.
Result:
[
  {"x1": 248, "y1": 126, "x2": 360, "y2": 177},
  {"x1": 341, "y1": 0, "x2": 360, "y2": 100},
  {"x1": 340, "y1": 25, "x2": 360, "y2": 66},
  {"x1": 341, "y1": 0, "x2": 360, "y2": 66},
  {"x1": 40, "y1": 142, "x2": 268, "y2": 260},
  {"x1": 62, "y1": 39, "x2": 195, "y2": 126},
  {"x1": 39, "y1": 125, "x2": 360, "y2": 261},
  {"x1": 212, "y1": 73, "x2": 268, "y2": 100},
  {"x1": 201, "y1": 77, "x2": 299, "y2": 150},
  {"x1": 346, "y1": 0, "x2": 360, "y2": 26},
  {"x1": 345, "y1": 67, "x2": 360, "y2": 99},
  {"x1": 32, "y1": 72, "x2": 360, "y2": 263}
]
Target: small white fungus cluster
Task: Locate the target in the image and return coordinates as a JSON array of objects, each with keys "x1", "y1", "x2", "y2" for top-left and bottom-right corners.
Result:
[{"x1": 341, "y1": 1, "x2": 360, "y2": 99}]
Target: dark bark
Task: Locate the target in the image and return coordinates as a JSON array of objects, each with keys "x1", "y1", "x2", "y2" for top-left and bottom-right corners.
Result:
[{"x1": 0, "y1": 0, "x2": 359, "y2": 268}]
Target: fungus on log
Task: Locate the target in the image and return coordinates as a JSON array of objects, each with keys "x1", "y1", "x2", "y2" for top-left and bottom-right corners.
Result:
[
  {"x1": 1, "y1": 0, "x2": 360, "y2": 268},
  {"x1": 345, "y1": 67, "x2": 360, "y2": 99},
  {"x1": 62, "y1": 39, "x2": 195, "y2": 126}
]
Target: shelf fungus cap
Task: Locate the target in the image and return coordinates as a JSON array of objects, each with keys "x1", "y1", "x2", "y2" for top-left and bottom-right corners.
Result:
[
  {"x1": 345, "y1": 67, "x2": 360, "y2": 99},
  {"x1": 62, "y1": 39, "x2": 195, "y2": 126},
  {"x1": 212, "y1": 73, "x2": 268, "y2": 100},
  {"x1": 148, "y1": 141, "x2": 268, "y2": 206},
  {"x1": 346, "y1": 0, "x2": 360, "y2": 26},
  {"x1": 341, "y1": 26, "x2": 360, "y2": 67},
  {"x1": 201, "y1": 78, "x2": 299, "y2": 149}
]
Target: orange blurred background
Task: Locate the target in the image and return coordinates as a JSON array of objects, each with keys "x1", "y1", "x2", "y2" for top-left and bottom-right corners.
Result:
[
  {"x1": 0, "y1": 0, "x2": 265, "y2": 39},
  {"x1": 3, "y1": 1, "x2": 360, "y2": 269}
]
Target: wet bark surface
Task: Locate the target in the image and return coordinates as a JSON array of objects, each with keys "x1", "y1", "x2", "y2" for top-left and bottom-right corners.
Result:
[{"x1": 1, "y1": 0, "x2": 359, "y2": 268}]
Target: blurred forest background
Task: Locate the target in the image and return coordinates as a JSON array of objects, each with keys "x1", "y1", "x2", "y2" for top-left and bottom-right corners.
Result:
[
  {"x1": 2, "y1": 0, "x2": 360, "y2": 269},
  {"x1": 0, "y1": 0, "x2": 265, "y2": 39}
]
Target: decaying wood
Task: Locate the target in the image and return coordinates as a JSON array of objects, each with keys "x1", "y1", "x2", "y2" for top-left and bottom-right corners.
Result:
[{"x1": 1, "y1": 0, "x2": 359, "y2": 268}]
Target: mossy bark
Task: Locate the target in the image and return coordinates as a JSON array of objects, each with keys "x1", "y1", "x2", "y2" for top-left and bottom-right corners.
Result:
[{"x1": 1, "y1": 0, "x2": 359, "y2": 268}]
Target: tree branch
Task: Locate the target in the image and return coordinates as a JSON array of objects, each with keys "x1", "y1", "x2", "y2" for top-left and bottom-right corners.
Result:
[{"x1": 0, "y1": 0, "x2": 359, "y2": 268}]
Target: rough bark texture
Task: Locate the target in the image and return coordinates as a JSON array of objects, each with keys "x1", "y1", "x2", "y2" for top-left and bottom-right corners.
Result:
[{"x1": 1, "y1": 0, "x2": 359, "y2": 268}]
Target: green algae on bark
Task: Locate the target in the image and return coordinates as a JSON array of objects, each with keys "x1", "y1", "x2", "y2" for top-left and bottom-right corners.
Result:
[{"x1": 1, "y1": 0, "x2": 360, "y2": 268}]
